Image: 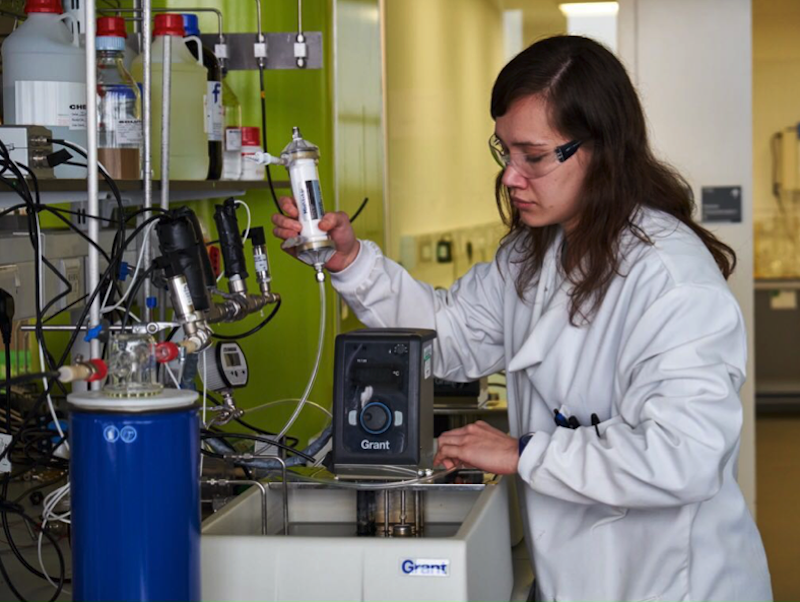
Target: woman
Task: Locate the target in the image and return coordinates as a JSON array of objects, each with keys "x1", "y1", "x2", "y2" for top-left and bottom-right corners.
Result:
[{"x1": 273, "y1": 36, "x2": 771, "y2": 601}]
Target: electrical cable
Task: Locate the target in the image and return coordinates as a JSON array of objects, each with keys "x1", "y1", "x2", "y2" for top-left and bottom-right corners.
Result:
[
  {"x1": 0, "y1": 215, "x2": 167, "y2": 466},
  {"x1": 4, "y1": 341, "x2": 11, "y2": 434},
  {"x1": 200, "y1": 430, "x2": 316, "y2": 464},
  {"x1": 0, "y1": 371, "x2": 61, "y2": 390},
  {"x1": 234, "y1": 199, "x2": 252, "y2": 243},
  {"x1": 0, "y1": 145, "x2": 80, "y2": 423},
  {"x1": 102, "y1": 220, "x2": 159, "y2": 316},
  {"x1": 211, "y1": 298, "x2": 281, "y2": 341},
  {"x1": 204, "y1": 392, "x2": 300, "y2": 447},
  {"x1": 39, "y1": 206, "x2": 113, "y2": 264},
  {"x1": 52, "y1": 143, "x2": 127, "y2": 311},
  {"x1": 37, "y1": 483, "x2": 71, "y2": 592},
  {"x1": 43, "y1": 294, "x2": 90, "y2": 324},
  {"x1": 11, "y1": 474, "x2": 67, "y2": 505},
  {"x1": 0, "y1": 147, "x2": 74, "y2": 387},
  {"x1": 121, "y1": 263, "x2": 158, "y2": 328},
  {"x1": 258, "y1": 63, "x2": 285, "y2": 215},
  {"x1": 0, "y1": 203, "x2": 28, "y2": 220},
  {"x1": 202, "y1": 425, "x2": 330, "y2": 469},
  {"x1": 0, "y1": 478, "x2": 68, "y2": 597},
  {"x1": 45, "y1": 206, "x2": 117, "y2": 224},
  {"x1": 0, "y1": 143, "x2": 135, "y2": 595},
  {"x1": 350, "y1": 197, "x2": 368, "y2": 223}
]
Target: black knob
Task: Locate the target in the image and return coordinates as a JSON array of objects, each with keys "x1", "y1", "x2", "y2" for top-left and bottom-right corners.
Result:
[{"x1": 360, "y1": 402, "x2": 392, "y2": 435}]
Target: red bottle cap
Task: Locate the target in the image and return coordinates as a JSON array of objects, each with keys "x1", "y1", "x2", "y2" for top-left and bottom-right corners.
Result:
[
  {"x1": 24, "y1": 0, "x2": 62, "y2": 14},
  {"x1": 97, "y1": 16, "x2": 127, "y2": 38},
  {"x1": 241, "y1": 126, "x2": 261, "y2": 147},
  {"x1": 153, "y1": 13, "x2": 185, "y2": 37}
]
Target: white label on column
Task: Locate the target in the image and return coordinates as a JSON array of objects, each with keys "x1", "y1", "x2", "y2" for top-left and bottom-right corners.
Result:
[
  {"x1": 207, "y1": 81, "x2": 223, "y2": 142},
  {"x1": 177, "y1": 281, "x2": 195, "y2": 311},
  {"x1": 15, "y1": 81, "x2": 87, "y2": 130},
  {"x1": 254, "y1": 255, "x2": 269, "y2": 273}
]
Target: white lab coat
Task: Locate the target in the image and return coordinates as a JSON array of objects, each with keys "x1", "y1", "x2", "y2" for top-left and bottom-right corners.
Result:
[{"x1": 330, "y1": 208, "x2": 772, "y2": 602}]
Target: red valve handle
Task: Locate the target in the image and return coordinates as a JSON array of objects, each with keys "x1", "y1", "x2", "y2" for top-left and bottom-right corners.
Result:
[
  {"x1": 86, "y1": 358, "x2": 108, "y2": 382},
  {"x1": 155, "y1": 342, "x2": 180, "y2": 363}
]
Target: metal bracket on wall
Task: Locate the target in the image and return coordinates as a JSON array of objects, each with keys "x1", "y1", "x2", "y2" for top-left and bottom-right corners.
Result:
[{"x1": 199, "y1": 32, "x2": 323, "y2": 71}]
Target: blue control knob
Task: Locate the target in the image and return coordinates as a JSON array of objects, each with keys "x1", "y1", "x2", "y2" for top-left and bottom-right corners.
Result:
[{"x1": 359, "y1": 401, "x2": 392, "y2": 435}]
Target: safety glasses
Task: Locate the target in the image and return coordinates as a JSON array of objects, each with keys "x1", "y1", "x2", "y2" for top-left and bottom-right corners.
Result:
[{"x1": 489, "y1": 134, "x2": 582, "y2": 179}]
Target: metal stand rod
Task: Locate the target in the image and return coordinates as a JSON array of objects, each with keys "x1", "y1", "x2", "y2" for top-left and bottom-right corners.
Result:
[
  {"x1": 271, "y1": 456, "x2": 289, "y2": 535},
  {"x1": 400, "y1": 489, "x2": 407, "y2": 525},
  {"x1": 414, "y1": 490, "x2": 421, "y2": 536},
  {"x1": 157, "y1": 33, "x2": 172, "y2": 326},
  {"x1": 297, "y1": 0, "x2": 302, "y2": 34},
  {"x1": 141, "y1": 0, "x2": 153, "y2": 322},
  {"x1": 160, "y1": 35, "x2": 171, "y2": 212},
  {"x1": 132, "y1": 0, "x2": 142, "y2": 52},
  {"x1": 20, "y1": 322, "x2": 177, "y2": 333},
  {"x1": 383, "y1": 490, "x2": 389, "y2": 537},
  {"x1": 84, "y1": 0, "x2": 100, "y2": 383}
]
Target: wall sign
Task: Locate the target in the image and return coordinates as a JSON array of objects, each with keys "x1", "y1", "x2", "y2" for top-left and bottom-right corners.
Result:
[{"x1": 701, "y1": 186, "x2": 742, "y2": 223}]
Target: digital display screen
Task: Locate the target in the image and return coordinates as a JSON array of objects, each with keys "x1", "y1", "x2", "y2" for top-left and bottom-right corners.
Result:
[
  {"x1": 354, "y1": 365, "x2": 403, "y2": 389},
  {"x1": 224, "y1": 351, "x2": 242, "y2": 368}
]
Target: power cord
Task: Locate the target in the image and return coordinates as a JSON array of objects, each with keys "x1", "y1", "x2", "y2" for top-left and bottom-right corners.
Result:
[
  {"x1": 0, "y1": 290, "x2": 68, "y2": 599},
  {"x1": 258, "y1": 64, "x2": 285, "y2": 216},
  {"x1": 0, "y1": 288, "x2": 13, "y2": 434}
]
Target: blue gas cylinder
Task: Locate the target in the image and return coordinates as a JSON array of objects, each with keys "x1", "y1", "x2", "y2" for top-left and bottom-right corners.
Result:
[{"x1": 68, "y1": 389, "x2": 200, "y2": 601}]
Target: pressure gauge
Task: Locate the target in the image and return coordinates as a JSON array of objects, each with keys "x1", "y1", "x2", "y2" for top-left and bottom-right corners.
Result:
[{"x1": 201, "y1": 342, "x2": 249, "y2": 391}]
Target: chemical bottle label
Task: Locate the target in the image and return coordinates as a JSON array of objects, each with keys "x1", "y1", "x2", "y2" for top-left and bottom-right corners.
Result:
[
  {"x1": 15, "y1": 81, "x2": 87, "y2": 130},
  {"x1": 114, "y1": 119, "x2": 143, "y2": 146},
  {"x1": 225, "y1": 128, "x2": 242, "y2": 151},
  {"x1": 97, "y1": 84, "x2": 142, "y2": 146},
  {"x1": 205, "y1": 81, "x2": 223, "y2": 142}
]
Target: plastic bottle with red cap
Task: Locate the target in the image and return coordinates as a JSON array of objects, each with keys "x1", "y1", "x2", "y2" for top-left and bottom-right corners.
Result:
[
  {"x1": 131, "y1": 14, "x2": 209, "y2": 180},
  {"x1": 96, "y1": 16, "x2": 142, "y2": 180},
  {"x1": 2, "y1": 0, "x2": 87, "y2": 179},
  {"x1": 241, "y1": 126, "x2": 265, "y2": 180},
  {"x1": 182, "y1": 13, "x2": 222, "y2": 180}
]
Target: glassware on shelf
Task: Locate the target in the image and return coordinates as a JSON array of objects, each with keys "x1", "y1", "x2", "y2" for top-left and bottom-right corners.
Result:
[{"x1": 96, "y1": 16, "x2": 142, "y2": 180}]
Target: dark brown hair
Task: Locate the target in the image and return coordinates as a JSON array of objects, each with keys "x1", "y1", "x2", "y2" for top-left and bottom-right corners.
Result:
[{"x1": 491, "y1": 36, "x2": 736, "y2": 324}]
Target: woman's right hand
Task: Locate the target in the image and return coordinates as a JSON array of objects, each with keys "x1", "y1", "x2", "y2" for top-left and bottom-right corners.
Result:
[{"x1": 271, "y1": 196, "x2": 361, "y2": 273}]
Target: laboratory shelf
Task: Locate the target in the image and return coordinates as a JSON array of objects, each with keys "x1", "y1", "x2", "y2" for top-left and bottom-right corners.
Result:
[{"x1": 0, "y1": 178, "x2": 291, "y2": 206}]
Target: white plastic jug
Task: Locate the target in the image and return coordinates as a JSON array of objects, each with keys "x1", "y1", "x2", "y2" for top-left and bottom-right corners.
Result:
[
  {"x1": 131, "y1": 14, "x2": 209, "y2": 181},
  {"x1": 2, "y1": 0, "x2": 87, "y2": 179}
]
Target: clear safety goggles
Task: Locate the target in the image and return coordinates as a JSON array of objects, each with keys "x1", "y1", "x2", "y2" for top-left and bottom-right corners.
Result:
[{"x1": 489, "y1": 135, "x2": 582, "y2": 179}]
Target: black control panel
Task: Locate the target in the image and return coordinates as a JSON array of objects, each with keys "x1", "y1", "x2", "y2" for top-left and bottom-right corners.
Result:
[{"x1": 332, "y1": 329, "x2": 436, "y2": 478}]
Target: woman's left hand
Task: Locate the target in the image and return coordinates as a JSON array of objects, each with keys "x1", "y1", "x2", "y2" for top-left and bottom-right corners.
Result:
[{"x1": 434, "y1": 421, "x2": 520, "y2": 475}]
